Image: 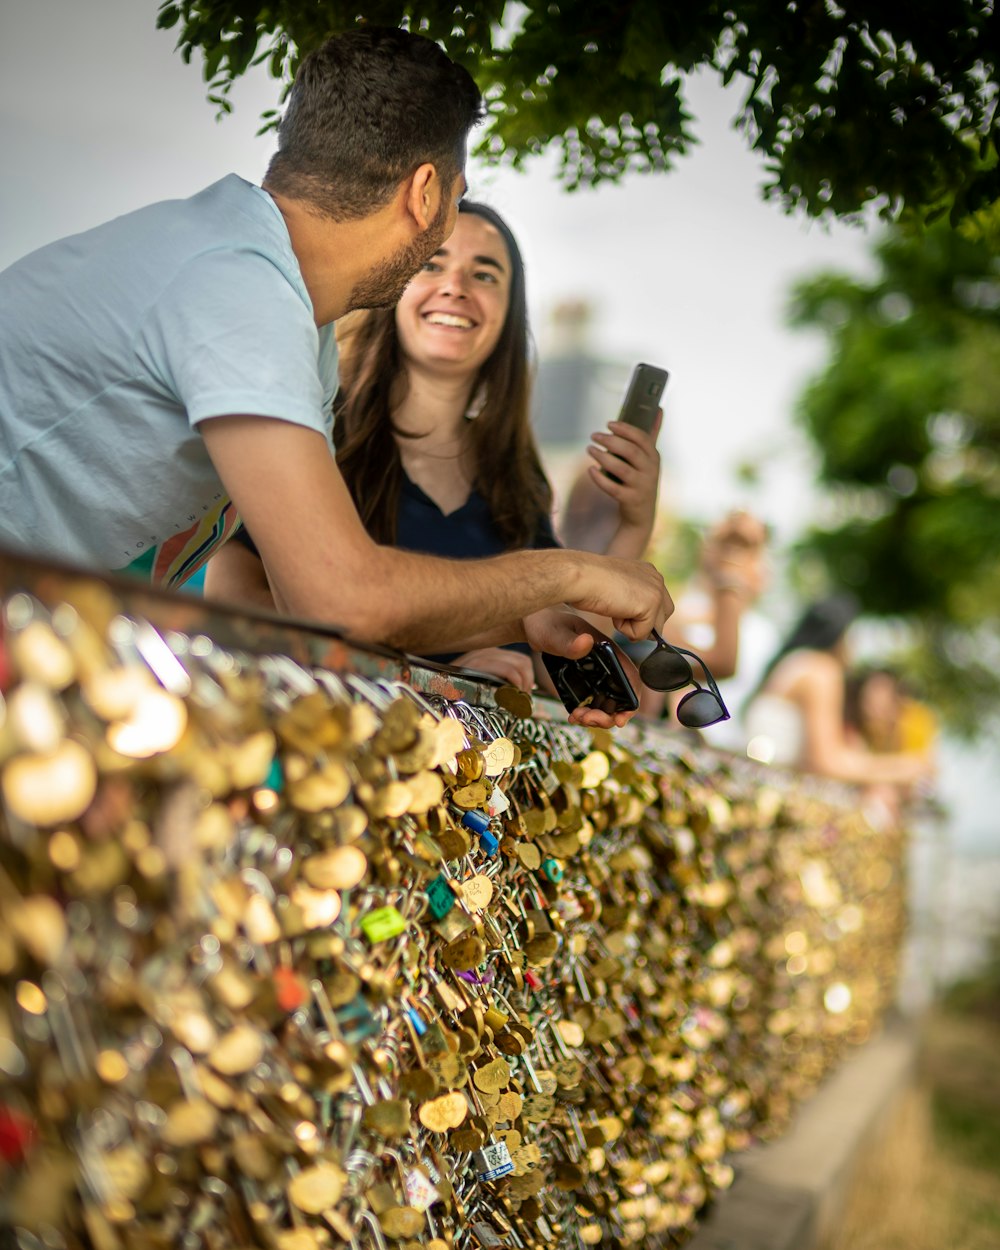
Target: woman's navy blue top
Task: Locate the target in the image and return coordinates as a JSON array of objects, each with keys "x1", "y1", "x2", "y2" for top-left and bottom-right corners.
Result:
[
  {"x1": 232, "y1": 472, "x2": 560, "y2": 661},
  {"x1": 394, "y1": 473, "x2": 559, "y2": 560}
]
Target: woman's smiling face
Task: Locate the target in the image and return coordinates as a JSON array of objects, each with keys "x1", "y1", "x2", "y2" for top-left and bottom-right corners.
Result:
[{"x1": 394, "y1": 210, "x2": 512, "y2": 378}]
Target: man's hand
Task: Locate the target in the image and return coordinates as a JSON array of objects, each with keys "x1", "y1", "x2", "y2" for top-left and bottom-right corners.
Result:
[
  {"x1": 566, "y1": 554, "x2": 674, "y2": 641},
  {"x1": 523, "y1": 610, "x2": 641, "y2": 729}
]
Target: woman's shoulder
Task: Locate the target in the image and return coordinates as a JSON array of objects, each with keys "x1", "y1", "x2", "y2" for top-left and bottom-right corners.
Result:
[{"x1": 767, "y1": 648, "x2": 841, "y2": 694}]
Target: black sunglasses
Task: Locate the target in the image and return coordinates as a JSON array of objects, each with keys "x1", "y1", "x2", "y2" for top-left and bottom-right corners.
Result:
[{"x1": 638, "y1": 631, "x2": 731, "y2": 729}]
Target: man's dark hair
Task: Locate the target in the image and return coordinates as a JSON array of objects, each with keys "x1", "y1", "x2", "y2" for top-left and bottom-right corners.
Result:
[{"x1": 264, "y1": 26, "x2": 483, "y2": 220}]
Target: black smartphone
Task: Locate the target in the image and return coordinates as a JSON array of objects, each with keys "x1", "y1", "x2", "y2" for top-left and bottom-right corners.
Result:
[
  {"x1": 542, "y1": 642, "x2": 639, "y2": 716},
  {"x1": 617, "y1": 362, "x2": 669, "y2": 434},
  {"x1": 603, "y1": 362, "x2": 669, "y2": 482}
]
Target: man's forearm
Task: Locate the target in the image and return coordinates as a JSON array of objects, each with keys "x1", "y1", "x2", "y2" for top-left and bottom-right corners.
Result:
[
  {"x1": 201, "y1": 418, "x2": 671, "y2": 656},
  {"x1": 273, "y1": 544, "x2": 583, "y2": 653},
  {"x1": 419, "y1": 620, "x2": 529, "y2": 655}
]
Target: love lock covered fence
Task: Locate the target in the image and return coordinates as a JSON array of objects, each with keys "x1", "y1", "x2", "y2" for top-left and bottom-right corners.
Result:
[{"x1": 0, "y1": 551, "x2": 906, "y2": 1250}]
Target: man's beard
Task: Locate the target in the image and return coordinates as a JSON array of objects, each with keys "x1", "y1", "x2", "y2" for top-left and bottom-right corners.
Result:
[{"x1": 347, "y1": 194, "x2": 451, "y2": 312}]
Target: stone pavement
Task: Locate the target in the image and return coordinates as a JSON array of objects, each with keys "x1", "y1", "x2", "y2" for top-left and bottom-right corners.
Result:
[{"x1": 686, "y1": 1023, "x2": 919, "y2": 1250}]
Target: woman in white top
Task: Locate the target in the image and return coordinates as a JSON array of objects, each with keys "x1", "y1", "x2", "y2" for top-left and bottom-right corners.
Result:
[{"x1": 745, "y1": 594, "x2": 930, "y2": 787}]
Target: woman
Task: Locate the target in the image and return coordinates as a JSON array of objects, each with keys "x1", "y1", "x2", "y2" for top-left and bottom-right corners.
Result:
[
  {"x1": 744, "y1": 594, "x2": 930, "y2": 787},
  {"x1": 206, "y1": 202, "x2": 661, "y2": 687},
  {"x1": 844, "y1": 666, "x2": 906, "y2": 753}
]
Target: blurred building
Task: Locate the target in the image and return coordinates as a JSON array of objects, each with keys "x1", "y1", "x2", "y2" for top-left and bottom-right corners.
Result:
[{"x1": 530, "y1": 299, "x2": 634, "y2": 514}]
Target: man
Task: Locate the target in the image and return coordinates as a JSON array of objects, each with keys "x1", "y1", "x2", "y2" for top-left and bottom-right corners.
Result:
[{"x1": 0, "y1": 27, "x2": 672, "y2": 724}]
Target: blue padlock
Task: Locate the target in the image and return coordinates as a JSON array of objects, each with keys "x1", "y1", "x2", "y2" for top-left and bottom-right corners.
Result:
[
  {"x1": 462, "y1": 810, "x2": 491, "y2": 836},
  {"x1": 478, "y1": 828, "x2": 500, "y2": 857},
  {"x1": 406, "y1": 1004, "x2": 428, "y2": 1036},
  {"x1": 541, "y1": 856, "x2": 564, "y2": 883}
]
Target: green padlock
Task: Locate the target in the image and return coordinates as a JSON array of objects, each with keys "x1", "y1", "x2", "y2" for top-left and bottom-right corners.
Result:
[{"x1": 360, "y1": 905, "x2": 407, "y2": 943}]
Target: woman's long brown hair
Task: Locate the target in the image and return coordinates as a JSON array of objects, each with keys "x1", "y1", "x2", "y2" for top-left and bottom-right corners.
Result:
[{"x1": 333, "y1": 201, "x2": 553, "y2": 548}]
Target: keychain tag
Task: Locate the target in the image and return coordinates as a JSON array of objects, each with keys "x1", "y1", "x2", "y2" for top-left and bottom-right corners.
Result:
[
  {"x1": 334, "y1": 994, "x2": 382, "y2": 1044},
  {"x1": 541, "y1": 857, "x2": 564, "y2": 883},
  {"x1": 265, "y1": 755, "x2": 285, "y2": 791},
  {"x1": 360, "y1": 905, "x2": 406, "y2": 943}
]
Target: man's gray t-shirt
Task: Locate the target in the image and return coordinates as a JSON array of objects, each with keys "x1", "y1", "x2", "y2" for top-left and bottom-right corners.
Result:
[{"x1": 0, "y1": 175, "x2": 339, "y2": 585}]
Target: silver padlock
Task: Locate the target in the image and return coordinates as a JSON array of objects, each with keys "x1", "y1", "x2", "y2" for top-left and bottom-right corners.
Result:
[{"x1": 471, "y1": 1138, "x2": 514, "y2": 1182}]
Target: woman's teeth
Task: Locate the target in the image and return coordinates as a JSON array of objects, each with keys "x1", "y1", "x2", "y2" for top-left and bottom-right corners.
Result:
[{"x1": 425, "y1": 313, "x2": 474, "y2": 328}]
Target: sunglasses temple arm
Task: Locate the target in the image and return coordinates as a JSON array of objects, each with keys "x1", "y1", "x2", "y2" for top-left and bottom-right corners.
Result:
[
  {"x1": 645, "y1": 634, "x2": 731, "y2": 715},
  {"x1": 667, "y1": 642, "x2": 730, "y2": 710}
]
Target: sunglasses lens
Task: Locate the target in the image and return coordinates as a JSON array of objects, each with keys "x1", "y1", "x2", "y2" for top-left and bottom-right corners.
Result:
[
  {"x1": 677, "y1": 689, "x2": 729, "y2": 728},
  {"x1": 639, "y1": 646, "x2": 691, "y2": 691}
]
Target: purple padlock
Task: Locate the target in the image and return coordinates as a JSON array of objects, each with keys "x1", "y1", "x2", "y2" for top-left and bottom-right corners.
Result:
[{"x1": 457, "y1": 966, "x2": 496, "y2": 985}]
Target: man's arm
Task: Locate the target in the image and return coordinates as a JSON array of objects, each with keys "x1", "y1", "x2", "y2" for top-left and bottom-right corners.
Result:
[
  {"x1": 203, "y1": 536, "x2": 622, "y2": 666},
  {"x1": 199, "y1": 416, "x2": 673, "y2": 653},
  {"x1": 204, "y1": 537, "x2": 539, "y2": 652}
]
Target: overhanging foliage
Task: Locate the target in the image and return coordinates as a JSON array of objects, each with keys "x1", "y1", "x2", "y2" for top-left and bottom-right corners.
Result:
[{"x1": 157, "y1": 1, "x2": 1000, "y2": 223}]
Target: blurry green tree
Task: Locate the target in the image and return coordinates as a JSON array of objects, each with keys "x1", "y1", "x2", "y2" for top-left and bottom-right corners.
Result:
[
  {"x1": 156, "y1": 0, "x2": 999, "y2": 224},
  {"x1": 787, "y1": 224, "x2": 1000, "y2": 735}
]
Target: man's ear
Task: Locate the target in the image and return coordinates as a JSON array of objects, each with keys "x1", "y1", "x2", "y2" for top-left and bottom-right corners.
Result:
[{"x1": 404, "y1": 162, "x2": 440, "y2": 232}]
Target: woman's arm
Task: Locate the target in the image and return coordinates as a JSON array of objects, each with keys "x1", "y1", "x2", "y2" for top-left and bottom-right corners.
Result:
[
  {"x1": 442, "y1": 646, "x2": 536, "y2": 690},
  {"x1": 204, "y1": 538, "x2": 277, "y2": 611},
  {"x1": 585, "y1": 413, "x2": 662, "y2": 561}
]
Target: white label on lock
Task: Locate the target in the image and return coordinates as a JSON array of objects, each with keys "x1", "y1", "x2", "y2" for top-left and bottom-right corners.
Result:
[
  {"x1": 404, "y1": 1166, "x2": 440, "y2": 1212},
  {"x1": 487, "y1": 785, "x2": 511, "y2": 817},
  {"x1": 473, "y1": 1139, "x2": 514, "y2": 1182}
]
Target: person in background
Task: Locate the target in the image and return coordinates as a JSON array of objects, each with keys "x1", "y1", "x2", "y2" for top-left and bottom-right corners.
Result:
[
  {"x1": 744, "y1": 594, "x2": 932, "y2": 787},
  {"x1": 561, "y1": 493, "x2": 771, "y2": 725},
  {"x1": 207, "y1": 201, "x2": 662, "y2": 690},
  {"x1": 844, "y1": 666, "x2": 907, "y2": 752},
  {"x1": 844, "y1": 664, "x2": 940, "y2": 827},
  {"x1": 639, "y1": 509, "x2": 771, "y2": 721}
]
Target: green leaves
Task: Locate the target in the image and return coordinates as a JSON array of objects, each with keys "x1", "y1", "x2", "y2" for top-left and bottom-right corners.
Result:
[
  {"x1": 790, "y1": 222, "x2": 1000, "y2": 735},
  {"x1": 154, "y1": 0, "x2": 1000, "y2": 223}
]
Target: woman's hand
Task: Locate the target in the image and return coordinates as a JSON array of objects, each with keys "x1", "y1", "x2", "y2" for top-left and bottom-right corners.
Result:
[
  {"x1": 700, "y1": 509, "x2": 769, "y2": 601},
  {"x1": 586, "y1": 411, "x2": 662, "y2": 557},
  {"x1": 451, "y1": 647, "x2": 536, "y2": 691}
]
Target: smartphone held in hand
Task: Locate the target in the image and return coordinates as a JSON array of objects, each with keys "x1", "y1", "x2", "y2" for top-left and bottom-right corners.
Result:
[
  {"x1": 542, "y1": 642, "x2": 639, "y2": 716},
  {"x1": 617, "y1": 362, "x2": 669, "y2": 434}
]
